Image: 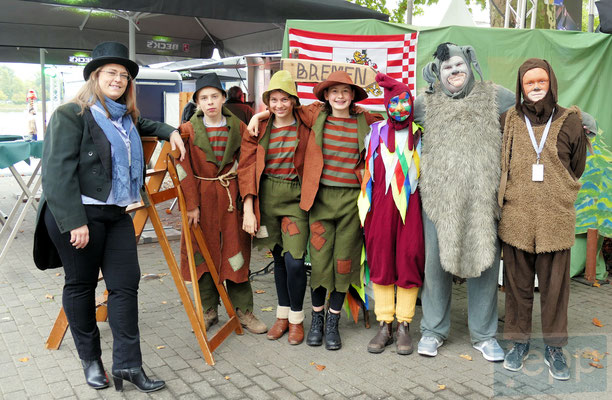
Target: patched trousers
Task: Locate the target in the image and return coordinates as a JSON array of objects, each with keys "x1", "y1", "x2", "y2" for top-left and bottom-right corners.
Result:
[{"x1": 420, "y1": 210, "x2": 501, "y2": 344}]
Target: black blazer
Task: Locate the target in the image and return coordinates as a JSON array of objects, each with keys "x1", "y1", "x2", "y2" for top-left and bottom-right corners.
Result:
[{"x1": 33, "y1": 102, "x2": 175, "y2": 270}]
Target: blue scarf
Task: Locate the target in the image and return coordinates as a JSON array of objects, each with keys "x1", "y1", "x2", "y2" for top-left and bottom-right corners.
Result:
[{"x1": 90, "y1": 97, "x2": 143, "y2": 205}]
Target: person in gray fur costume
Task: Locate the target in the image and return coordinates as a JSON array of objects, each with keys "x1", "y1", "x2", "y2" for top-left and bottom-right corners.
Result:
[{"x1": 412, "y1": 42, "x2": 515, "y2": 362}]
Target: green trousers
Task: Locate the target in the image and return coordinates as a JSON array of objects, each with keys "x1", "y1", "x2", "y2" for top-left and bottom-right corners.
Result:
[
  {"x1": 198, "y1": 272, "x2": 254, "y2": 312},
  {"x1": 255, "y1": 175, "x2": 309, "y2": 259},
  {"x1": 309, "y1": 185, "x2": 362, "y2": 292}
]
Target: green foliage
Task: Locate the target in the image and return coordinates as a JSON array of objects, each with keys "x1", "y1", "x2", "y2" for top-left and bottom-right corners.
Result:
[
  {"x1": 11, "y1": 93, "x2": 25, "y2": 104},
  {"x1": 348, "y1": 0, "x2": 486, "y2": 23},
  {"x1": 575, "y1": 133, "x2": 612, "y2": 237},
  {"x1": 0, "y1": 66, "x2": 45, "y2": 105}
]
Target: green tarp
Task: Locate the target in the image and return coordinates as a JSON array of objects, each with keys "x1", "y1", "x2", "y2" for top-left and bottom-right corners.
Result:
[{"x1": 283, "y1": 19, "x2": 612, "y2": 146}]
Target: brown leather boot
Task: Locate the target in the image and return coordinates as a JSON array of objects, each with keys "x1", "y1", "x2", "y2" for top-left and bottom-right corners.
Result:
[
  {"x1": 203, "y1": 308, "x2": 219, "y2": 330},
  {"x1": 288, "y1": 323, "x2": 304, "y2": 345},
  {"x1": 236, "y1": 309, "x2": 268, "y2": 334},
  {"x1": 267, "y1": 318, "x2": 289, "y2": 340},
  {"x1": 396, "y1": 321, "x2": 413, "y2": 355},
  {"x1": 367, "y1": 321, "x2": 393, "y2": 354}
]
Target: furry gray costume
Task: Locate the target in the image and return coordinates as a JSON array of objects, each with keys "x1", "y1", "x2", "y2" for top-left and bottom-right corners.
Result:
[
  {"x1": 415, "y1": 43, "x2": 514, "y2": 359},
  {"x1": 420, "y1": 81, "x2": 501, "y2": 277}
]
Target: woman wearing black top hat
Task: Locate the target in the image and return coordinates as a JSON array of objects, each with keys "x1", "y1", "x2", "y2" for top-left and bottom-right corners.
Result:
[{"x1": 33, "y1": 41, "x2": 185, "y2": 392}]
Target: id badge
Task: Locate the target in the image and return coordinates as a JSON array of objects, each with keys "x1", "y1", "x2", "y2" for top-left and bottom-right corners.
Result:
[
  {"x1": 532, "y1": 163, "x2": 544, "y2": 182},
  {"x1": 255, "y1": 225, "x2": 269, "y2": 239}
]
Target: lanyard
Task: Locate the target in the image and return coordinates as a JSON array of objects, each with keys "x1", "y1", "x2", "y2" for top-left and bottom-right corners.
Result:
[{"x1": 524, "y1": 110, "x2": 554, "y2": 164}]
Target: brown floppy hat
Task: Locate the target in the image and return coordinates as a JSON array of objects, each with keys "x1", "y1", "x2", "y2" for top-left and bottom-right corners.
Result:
[{"x1": 312, "y1": 70, "x2": 368, "y2": 102}]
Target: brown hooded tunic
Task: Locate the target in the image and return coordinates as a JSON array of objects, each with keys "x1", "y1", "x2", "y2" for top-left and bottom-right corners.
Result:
[
  {"x1": 177, "y1": 107, "x2": 251, "y2": 283},
  {"x1": 498, "y1": 59, "x2": 588, "y2": 253}
]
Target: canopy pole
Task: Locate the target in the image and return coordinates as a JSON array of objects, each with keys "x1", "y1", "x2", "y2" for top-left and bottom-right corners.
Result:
[
  {"x1": 40, "y1": 48, "x2": 47, "y2": 135},
  {"x1": 406, "y1": 0, "x2": 414, "y2": 25},
  {"x1": 588, "y1": 0, "x2": 595, "y2": 32},
  {"x1": 129, "y1": 15, "x2": 136, "y2": 61},
  {"x1": 504, "y1": 0, "x2": 512, "y2": 28}
]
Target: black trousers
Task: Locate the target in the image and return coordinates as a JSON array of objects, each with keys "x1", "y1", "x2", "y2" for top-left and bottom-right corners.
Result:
[
  {"x1": 45, "y1": 205, "x2": 142, "y2": 369},
  {"x1": 272, "y1": 245, "x2": 307, "y2": 312}
]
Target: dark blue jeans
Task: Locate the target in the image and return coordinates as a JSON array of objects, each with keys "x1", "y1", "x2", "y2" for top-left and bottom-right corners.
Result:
[{"x1": 45, "y1": 204, "x2": 142, "y2": 369}]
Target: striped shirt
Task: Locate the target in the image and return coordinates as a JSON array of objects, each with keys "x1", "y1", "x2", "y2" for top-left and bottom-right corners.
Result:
[
  {"x1": 321, "y1": 116, "x2": 360, "y2": 187},
  {"x1": 264, "y1": 123, "x2": 298, "y2": 180},
  {"x1": 207, "y1": 126, "x2": 229, "y2": 162}
]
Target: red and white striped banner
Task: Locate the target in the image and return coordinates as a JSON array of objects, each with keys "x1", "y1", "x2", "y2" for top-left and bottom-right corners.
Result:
[{"x1": 288, "y1": 28, "x2": 418, "y2": 111}]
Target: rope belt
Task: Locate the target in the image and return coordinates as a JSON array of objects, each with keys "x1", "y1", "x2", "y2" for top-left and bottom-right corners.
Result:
[{"x1": 194, "y1": 171, "x2": 238, "y2": 212}]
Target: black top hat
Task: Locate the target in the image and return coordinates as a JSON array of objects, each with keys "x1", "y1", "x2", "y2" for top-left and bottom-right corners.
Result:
[
  {"x1": 193, "y1": 73, "x2": 226, "y2": 102},
  {"x1": 83, "y1": 42, "x2": 139, "y2": 81}
]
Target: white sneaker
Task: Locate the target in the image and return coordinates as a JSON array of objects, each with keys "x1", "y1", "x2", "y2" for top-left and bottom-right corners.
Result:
[
  {"x1": 473, "y1": 338, "x2": 505, "y2": 362},
  {"x1": 418, "y1": 336, "x2": 443, "y2": 357}
]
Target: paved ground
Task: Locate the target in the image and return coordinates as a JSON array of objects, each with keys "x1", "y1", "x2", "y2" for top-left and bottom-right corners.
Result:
[{"x1": 1, "y1": 175, "x2": 611, "y2": 400}]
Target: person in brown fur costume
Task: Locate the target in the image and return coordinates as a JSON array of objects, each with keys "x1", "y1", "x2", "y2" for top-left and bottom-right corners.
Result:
[{"x1": 498, "y1": 58, "x2": 588, "y2": 381}]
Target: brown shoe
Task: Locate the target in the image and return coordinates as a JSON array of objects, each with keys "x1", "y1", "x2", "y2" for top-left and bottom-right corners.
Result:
[
  {"x1": 267, "y1": 318, "x2": 289, "y2": 340},
  {"x1": 288, "y1": 323, "x2": 304, "y2": 345},
  {"x1": 396, "y1": 321, "x2": 413, "y2": 355},
  {"x1": 367, "y1": 321, "x2": 393, "y2": 354},
  {"x1": 203, "y1": 308, "x2": 218, "y2": 330},
  {"x1": 236, "y1": 309, "x2": 268, "y2": 334}
]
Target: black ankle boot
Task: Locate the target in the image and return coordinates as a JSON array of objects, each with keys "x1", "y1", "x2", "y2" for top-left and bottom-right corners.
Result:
[
  {"x1": 306, "y1": 309, "x2": 325, "y2": 346},
  {"x1": 81, "y1": 358, "x2": 109, "y2": 389},
  {"x1": 325, "y1": 310, "x2": 342, "y2": 350},
  {"x1": 111, "y1": 367, "x2": 165, "y2": 393}
]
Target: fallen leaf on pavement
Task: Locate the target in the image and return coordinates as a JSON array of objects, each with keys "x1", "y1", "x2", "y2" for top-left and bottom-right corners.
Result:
[
  {"x1": 55, "y1": 273, "x2": 62, "y2": 277},
  {"x1": 18, "y1": 357, "x2": 29, "y2": 362},
  {"x1": 261, "y1": 307, "x2": 273, "y2": 312},
  {"x1": 438, "y1": 384, "x2": 446, "y2": 390},
  {"x1": 165, "y1": 209, "x2": 172, "y2": 214},
  {"x1": 590, "y1": 362, "x2": 604, "y2": 369},
  {"x1": 593, "y1": 318, "x2": 604, "y2": 327},
  {"x1": 309, "y1": 362, "x2": 315, "y2": 366},
  {"x1": 156, "y1": 345, "x2": 165, "y2": 350},
  {"x1": 225, "y1": 376, "x2": 230, "y2": 380},
  {"x1": 314, "y1": 364, "x2": 326, "y2": 371},
  {"x1": 460, "y1": 354, "x2": 472, "y2": 361},
  {"x1": 45, "y1": 294, "x2": 54, "y2": 300},
  {"x1": 593, "y1": 282, "x2": 601, "y2": 287},
  {"x1": 254, "y1": 290, "x2": 265, "y2": 294},
  {"x1": 142, "y1": 273, "x2": 168, "y2": 281},
  {"x1": 161, "y1": 301, "x2": 167, "y2": 304},
  {"x1": 582, "y1": 350, "x2": 606, "y2": 360},
  {"x1": 265, "y1": 251, "x2": 273, "y2": 258}
]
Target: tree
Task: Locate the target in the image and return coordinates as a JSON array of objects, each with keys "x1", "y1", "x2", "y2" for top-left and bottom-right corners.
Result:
[
  {"x1": 348, "y1": 0, "x2": 486, "y2": 24},
  {"x1": 11, "y1": 92, "x2": 25, "y2": 104},
  {"x1": 0, "y1": 89, "x2": 7, "y2": 102}
]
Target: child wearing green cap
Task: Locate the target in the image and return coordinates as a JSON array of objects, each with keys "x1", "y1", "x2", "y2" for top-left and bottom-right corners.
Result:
[{"x1": 238, "y1": 70, "x2": 311, "y2": 345}]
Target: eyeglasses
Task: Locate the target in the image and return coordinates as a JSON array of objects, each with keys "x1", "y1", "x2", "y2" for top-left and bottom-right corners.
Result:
[{"x1": 100, "y1": 70, "x2": 131, "y2": 81}]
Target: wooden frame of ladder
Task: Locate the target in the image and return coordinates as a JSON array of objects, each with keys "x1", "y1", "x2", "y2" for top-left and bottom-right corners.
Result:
[{"x1": 46, "y1": 137, "x2": 242, "y2": 365}]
